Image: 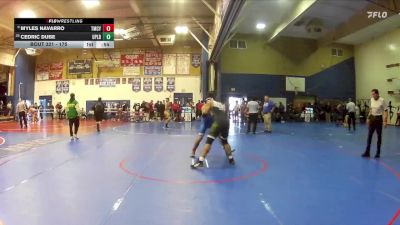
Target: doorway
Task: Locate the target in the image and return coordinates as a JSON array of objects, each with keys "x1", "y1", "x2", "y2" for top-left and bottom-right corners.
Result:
[
  {"x1": 228, "y1": 96, "x2": 247, "y2": 121},
  {"x1": 39, "y1": 95, "x2": 52, "y2": 118},
  {"x1": 173, "y1": 93, "x2": 193, "y2": 106}
]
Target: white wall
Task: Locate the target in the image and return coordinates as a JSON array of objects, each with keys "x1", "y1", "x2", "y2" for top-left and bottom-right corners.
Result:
[
  {"x1": 355, "y1": 28, "x2": 400, "y2": 124},
  {"x1": 35, "y1": 76, "x2": 201, "y2": 109}
]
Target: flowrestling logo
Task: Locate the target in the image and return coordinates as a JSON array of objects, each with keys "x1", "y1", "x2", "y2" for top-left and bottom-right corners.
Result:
[{"x1": 367, "y1": 11, "x2": 388, "y2": 19}]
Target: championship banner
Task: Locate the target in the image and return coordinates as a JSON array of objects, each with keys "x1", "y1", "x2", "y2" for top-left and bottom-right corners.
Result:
[
  {"x1": 99, "y1": 78, "x2": 116, "y2": 87},
  {"x1": 56, "y1": 80, "x2": 69, "y2": 94},
  {"x1": 144, "y1": 50, "x2": 162, "y2": 66},
  {"x1": 62, "y1": 80, "x2": 69, "y2": 94},
  {"x1": 144, "y1": 50, "x2": 162, "y2": 75},
  {"x1": 163, "y1": 54, "x2": 176, "y2": 74},
  {"x1": 56, "y1": 81, "x2": 62, "y2": 94},
  {"x1": 68, "y1": 59, "x2": 92, "y2": 75},
  {"x1": 132, "y1": 77, "x2": 141, "y2": 92},
  {"x1": 191, "y1": 54, "x2": 201, "y2": 68},
  {"x1": 177, "y1": 54, "x2": 190, "y2": 74},
  {"x1": 143, "y1": 77, "x2": 152, "y2": 92},
  {"x1": 166, "y1": 77, "x2": 175, "y2": 92},
  {"x1": 144, "y1": 66, "x2": 162, "y2": 76},
  {"x1": 121, "y1": 54, "x2": 144, "y2": 67},
  {"x1": 49, "y1": 62, "x2": 63, "y2": 80},
  {"x1": 154, "y1": 77, "x2": 163, "y2": 92},
  {"x1": 36, "y1": 64, "x2": 50, "y2": 81},
  {"x1": 123, "y1": 66, "x2": 140, "y2": 76}
]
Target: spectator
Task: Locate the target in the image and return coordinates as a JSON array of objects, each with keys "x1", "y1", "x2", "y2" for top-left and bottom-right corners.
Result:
[
  {"x1": 240, "y1": 100, "x2": 247, "y2": 124},
  {"x1": 16, "y1": 100, "x2": 27, "y2": 128},
  {"x1": 233, "y1": 101, "x2": 240, "y2": 122},
  {"x1": 262, "y1": 96, "x2": 275, "y2": 133},
  {"x1": 92, "y1": 97, "x2": 105, "y2": 132},
  {"x1": 49, "y1": 103, "x2": 55, "y2": 120},
  {"x1": 346, "y1": 98, "x2": 356, "y2": 131},
  {"x1": 56, "y1": 102, "x2": 63, "y2": 119},
  {"x1": 160, "y1": 101, "x2": 166, "y2": 121},
  {"x1": 6, "y1": 101, "x2": 12, "y2": 116},
  {"x1": 247, "y1": 97, "x2": 259, "y2": 134},
  {"x1": 362, "y1": 89, "x2": 388, "y2": 158},
  {"x1": 325, "y1": 103, "x2": 332, "y2": 123},
  {"x1": 65, "y1": 93, "x2": 80, "y2": 140}
]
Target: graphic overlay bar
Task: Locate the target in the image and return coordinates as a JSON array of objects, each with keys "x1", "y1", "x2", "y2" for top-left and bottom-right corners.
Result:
[{"x1": 14, "y1": 18, "x2": 114, "y2": 49}]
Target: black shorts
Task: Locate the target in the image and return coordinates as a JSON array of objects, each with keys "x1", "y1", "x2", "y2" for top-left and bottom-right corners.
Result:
[
  {"x1": 208, "y1": 119, "x2": 229, "y2": 140},
  {"x1": 94, "y1": 113, "x2": 103, "y2": 122}
]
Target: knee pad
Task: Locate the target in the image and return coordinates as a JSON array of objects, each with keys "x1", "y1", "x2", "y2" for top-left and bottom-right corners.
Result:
[{"x1": 206, "y1": 136, "x2": 215, "y2": 144}]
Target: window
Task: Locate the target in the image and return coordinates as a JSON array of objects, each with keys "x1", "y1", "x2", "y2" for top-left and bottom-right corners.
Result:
[
  {"x1": 230, "y1": 39, "x2": 247, "y2": 49},
  {"x1": 331, "y1": 48, "x2": 343, "y2": 57}
]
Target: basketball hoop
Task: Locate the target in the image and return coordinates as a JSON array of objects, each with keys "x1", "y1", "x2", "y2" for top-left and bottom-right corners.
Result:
[{"x1": 294, "y1": 86, "x2": 299, "y2": 95}]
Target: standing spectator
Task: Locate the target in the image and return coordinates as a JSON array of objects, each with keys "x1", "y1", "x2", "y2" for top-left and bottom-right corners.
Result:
[
  {"x1": 240, "y1": 100, "x2": 247, "y2": 124},
  {"x1": 362, "y1": 89, "x2": 388, "y2": 158},
  {"x1": 149, "y1": 100, "x2": 154, "y2": 121},
  {"x1": 246, "y1": 97, "x2": 259, "y2": 134},
  {"x1": 30, "y1": 104, "x2": 39, "y2": 123},
  {"x1": 154, "y1": 101, "x2": 160, "y2": 120},
  {"x1": 38, "y1": 103, "x2": 44, "y2": 120},
  {"x1": 325, "y1": 103, "x2": 332, "y2": 123},
  {"x1": 164, "y1": 98, "x2": 172, "y2": 128},
  {"x1": 92, "y1": 97, "x2": 105, "y2": 132},
  {"x1": 6, "y1": 101, "x2": 12, "y2": 116},
  {"x1": 16, "y1": 100, "x2": 27, "y2": 128},
  {"x1": 233, "y1": 101, "x2": 240, "y2": 122},
  {"x1": 65, "y1": 93, "x2": 80, "y2": 141},
  {"x1": 172, "y1": 101, "x2": 179, "y2": 121},
  {"x1": 56, "y1": 102, "x2": 63, "y2": 119},
  {"x1": 336, "y1": 103, "x2": 345, "y2": 126},
  {"x1": 160, "y1": 100, "x2": 166, "y2": 121},
  {"x1": 262, "y1": 96, "x2": 275, "y2": 133},
  {"x1": 176, "y1": 101, "x2": 182, "y2": 122},
  {"x1": 196, "y1": 100, "x2": 204, "y2": 120},
  {"x1": 0, "y1": 100, "x2": 3, "y2": 115},
  {"x1": 346, "y1": 98, "x2": 356, "y2": 131},
  {"x1": 195, "y1": 100, "x2": 202, "y2": 119},
  {"x1": 49, "y1": 103, "x2": 55, "y2": 120},
  {"x1": 278, "y1": 102, "x2": 285, "y2": 122}
]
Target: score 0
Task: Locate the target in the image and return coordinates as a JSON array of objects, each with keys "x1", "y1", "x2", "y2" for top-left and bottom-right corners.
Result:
[
  {"x1": 102, "y1": 24, "x2": 114, "y2": 41},
  {"x1": 103, "y1": 24, "x2": 114, "y2": 32}
]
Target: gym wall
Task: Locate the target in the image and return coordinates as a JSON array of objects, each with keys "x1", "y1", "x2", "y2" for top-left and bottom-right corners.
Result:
[
  {"x1": 35, "y1": 76, "x2": 201, "y2": 109},
  {"x1": 219, "y1": 34, "x2": 355, "y2": 101},
  {"x1": 33, "y1": 47, "x2": 203, "y2": 108},
  {"x1": 355, "y1": 28, "x2": 400, "y2": 125}
]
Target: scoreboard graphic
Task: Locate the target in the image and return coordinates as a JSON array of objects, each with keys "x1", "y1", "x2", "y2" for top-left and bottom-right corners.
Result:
[{"x1": 14, "y1": 18, "x2": 114, "y2": 49}]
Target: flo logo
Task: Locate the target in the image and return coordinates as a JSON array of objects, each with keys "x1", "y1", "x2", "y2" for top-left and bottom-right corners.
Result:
[{"x1": 367, "y1": 11, "x2": 388, "y2": 18}]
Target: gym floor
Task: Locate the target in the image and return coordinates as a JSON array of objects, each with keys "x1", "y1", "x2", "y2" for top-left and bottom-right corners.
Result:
[{"x1": 0, "y1": 120, "x2": 399, "y2": 225}]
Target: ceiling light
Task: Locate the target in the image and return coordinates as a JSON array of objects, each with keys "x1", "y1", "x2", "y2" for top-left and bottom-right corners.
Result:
[
  {"x1": 18, "y1": 10, "x2": 36, "y2": 18},
  {"x1": 175, "y1": 26, "x2": 188, "y2": 34},
  {"x1": 82, "y1": 0, "x2": 100, "y2": 8},
  {"x1": 115, "y1": 28, "x2": 127, "y2": 36},
  {"x1": 388, "y1": 44, "x2": 397, "y2": 51},
  {"x1": 256, "y1": 23, "x2": 266, "y2": 30}
]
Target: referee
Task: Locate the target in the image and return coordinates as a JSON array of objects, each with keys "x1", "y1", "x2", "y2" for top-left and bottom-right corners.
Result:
[
  {"x1": 362, "y1": 89, "x2": 388, "y2": 159},
  {"x1": 346, "y1": 98, "x2": 356, "y2": 131},
  {"x1": 246, "y1": 97, "x2": 259, "y2": 134}
]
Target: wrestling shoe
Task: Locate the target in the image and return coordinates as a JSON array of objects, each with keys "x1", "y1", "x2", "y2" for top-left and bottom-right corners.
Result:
[{"x1": 191, "y1": 159, "x2": 204, "y2": 168}]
